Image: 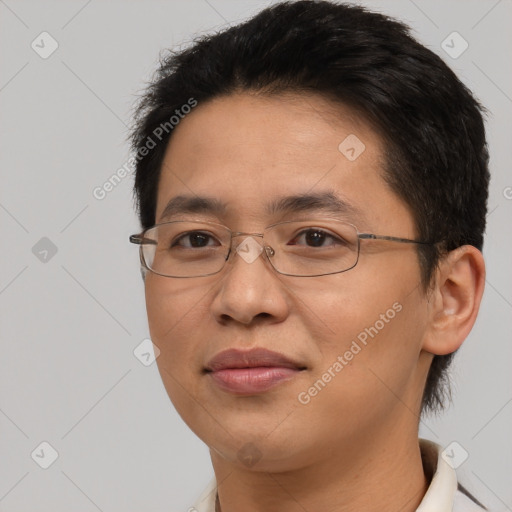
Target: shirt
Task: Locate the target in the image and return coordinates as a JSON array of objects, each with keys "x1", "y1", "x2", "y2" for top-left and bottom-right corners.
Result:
[{"x1": 189, "y1": 439, "x2": 487, "y2": 512}]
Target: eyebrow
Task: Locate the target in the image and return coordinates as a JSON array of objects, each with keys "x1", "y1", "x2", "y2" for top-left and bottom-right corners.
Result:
[
  {"x1": 159, "y1": 195, "x2": 227, "y2": 221},
  {"x1": 158, "y1": 191, "x2": 365, "y2": 223}
]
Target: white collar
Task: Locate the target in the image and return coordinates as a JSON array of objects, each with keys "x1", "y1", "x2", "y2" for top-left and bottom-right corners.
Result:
[
  {"x1": 191, "y1": 439, "x2": 459, "y2": 512},
  {"x1": 416, "y1": 439, "x2": 458, "y2": 512}
]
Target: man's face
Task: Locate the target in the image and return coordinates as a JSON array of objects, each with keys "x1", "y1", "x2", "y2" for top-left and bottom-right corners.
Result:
[{"x1": 145, "y1": 92, "x2": 432, "y2": 471}]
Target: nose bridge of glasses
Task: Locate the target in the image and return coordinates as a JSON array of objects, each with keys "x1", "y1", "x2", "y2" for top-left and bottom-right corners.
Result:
[
  {"x1": 229, "y1": 231, "x2": 274, "y2": 263},
  {"x1": 230, "y1": 231, "x2": 262, "y2": 248}
]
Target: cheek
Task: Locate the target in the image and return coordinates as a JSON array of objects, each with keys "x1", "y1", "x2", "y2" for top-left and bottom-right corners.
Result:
[
  {"x1": 145, "y1": 276, "x2": 211, "y2": 428},
  {"x1": 295, "y1": 302, "x2": 427, "y2": 451},
  {"x1": 298, "y1": 266, "x2": 428, "y2": 398},
  {"x1": 145, "y1": 275, "x2": 207, "y2": 336},
  {"x1": 145, "y1": 275, "x2": 210, "y2": 376},
  {"x1": 287, "y1": 271, "x2": 410, "y2": 352}
]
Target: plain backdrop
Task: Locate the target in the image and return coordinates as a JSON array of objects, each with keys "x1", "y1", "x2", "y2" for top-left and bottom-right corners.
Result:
[{"x1": 1, "y1": 1, "x2": 511, "y2": 511}]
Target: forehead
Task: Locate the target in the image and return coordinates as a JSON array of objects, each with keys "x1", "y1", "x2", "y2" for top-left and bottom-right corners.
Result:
[
  {"x1": 154, "y1": 92, "x2": 412, "y2": 232},
  {"x1": 161, "y1": 91, "x2": 379, "y2": 167}
]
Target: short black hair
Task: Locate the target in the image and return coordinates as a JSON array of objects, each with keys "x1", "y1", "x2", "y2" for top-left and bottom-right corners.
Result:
[{"x1": 130, "y1": 0, "x2": 490, "y2": 414}]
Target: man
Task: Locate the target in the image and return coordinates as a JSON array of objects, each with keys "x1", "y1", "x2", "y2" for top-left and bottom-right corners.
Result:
[{"x1": 129, "y1": 1, "x2": 489, "y2": 510}]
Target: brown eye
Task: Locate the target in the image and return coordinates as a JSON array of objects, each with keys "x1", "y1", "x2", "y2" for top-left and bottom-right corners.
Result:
[
  {"x1": 289, "y1": 229, "x2": 346, "y2": 248},
  {"x1": 172, "y1": 231, "x2": 219, "y2": 249}
]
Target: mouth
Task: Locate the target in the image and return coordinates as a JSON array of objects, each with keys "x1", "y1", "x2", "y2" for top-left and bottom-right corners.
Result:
[{"x1": 204, "y1": 347, "x2": 307, "y2": 395}]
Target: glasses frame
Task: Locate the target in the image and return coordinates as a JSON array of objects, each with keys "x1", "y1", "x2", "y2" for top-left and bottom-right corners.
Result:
[{"x1": 129, "y1": 218, "x2": 435, "y2": 278}]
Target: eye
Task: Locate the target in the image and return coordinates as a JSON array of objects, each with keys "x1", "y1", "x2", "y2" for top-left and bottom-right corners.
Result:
[
  {"x1": 171, "y1": 231, "x2": 220, "y2": 249},
  {"x1": 288, "y1": 228, "x2": 346, "y2": 248}
]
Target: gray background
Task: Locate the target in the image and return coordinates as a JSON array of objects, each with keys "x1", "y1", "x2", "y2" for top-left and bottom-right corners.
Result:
[{"x1": 0, "y1": 0, "x2": 510, "y2": 511}]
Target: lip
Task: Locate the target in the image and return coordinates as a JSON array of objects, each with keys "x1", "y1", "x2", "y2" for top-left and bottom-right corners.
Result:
[{"x1": 204, "y1": 348, "x2": 306, "y2": 395}]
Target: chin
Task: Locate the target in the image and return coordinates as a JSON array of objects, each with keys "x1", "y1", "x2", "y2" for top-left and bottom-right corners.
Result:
[{"x1": 208, "y1": 437, "x2": 313, "y2": 473}]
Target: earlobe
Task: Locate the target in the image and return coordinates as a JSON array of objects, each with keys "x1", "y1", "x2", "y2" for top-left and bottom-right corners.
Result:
[{"x1": 422, "y1": 245, "x2": 485, "y2": 356}]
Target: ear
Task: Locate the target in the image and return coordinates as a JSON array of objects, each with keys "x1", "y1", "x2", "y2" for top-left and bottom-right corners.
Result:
[{"x1": 422, "y1": 245, "x2": 485, "y2": 355}]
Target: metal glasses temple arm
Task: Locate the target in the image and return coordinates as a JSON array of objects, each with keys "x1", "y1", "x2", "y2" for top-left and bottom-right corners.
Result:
[
  {"x1": 358, "y1": 234, "x2": 434, "y2": 245},
  {"x1": 129, "y1": 234, "x2": 157, "y2": 245}
]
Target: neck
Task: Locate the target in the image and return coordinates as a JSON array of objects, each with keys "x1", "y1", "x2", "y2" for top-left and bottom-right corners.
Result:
[{"x1": 211, "y1": 429, "x2": 428, "y2": 512}]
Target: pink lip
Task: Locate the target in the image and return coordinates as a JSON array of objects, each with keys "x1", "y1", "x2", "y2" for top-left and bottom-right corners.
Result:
[{"x1": 204, "y1": 348, "x2": 306, "y2": 395}]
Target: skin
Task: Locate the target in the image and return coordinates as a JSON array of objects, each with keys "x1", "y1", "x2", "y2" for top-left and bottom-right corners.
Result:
[{"x1": 144, "y1": 92, "x2": 485, "y2": 512}]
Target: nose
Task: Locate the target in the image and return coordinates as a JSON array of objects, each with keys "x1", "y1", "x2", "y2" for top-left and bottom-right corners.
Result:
[{"x1": 209, "y1": 235, "x2": 290, "y2": 326}]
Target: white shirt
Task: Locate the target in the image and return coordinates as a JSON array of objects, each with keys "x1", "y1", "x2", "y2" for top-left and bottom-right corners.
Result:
[{"x1": 189, "y1": 439, "x2": 486, "y2": 512}]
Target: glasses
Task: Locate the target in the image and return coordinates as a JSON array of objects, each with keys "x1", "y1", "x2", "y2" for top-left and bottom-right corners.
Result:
[{"x1": 129, "y1": 218, "x2": 434, "y2": 278}]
